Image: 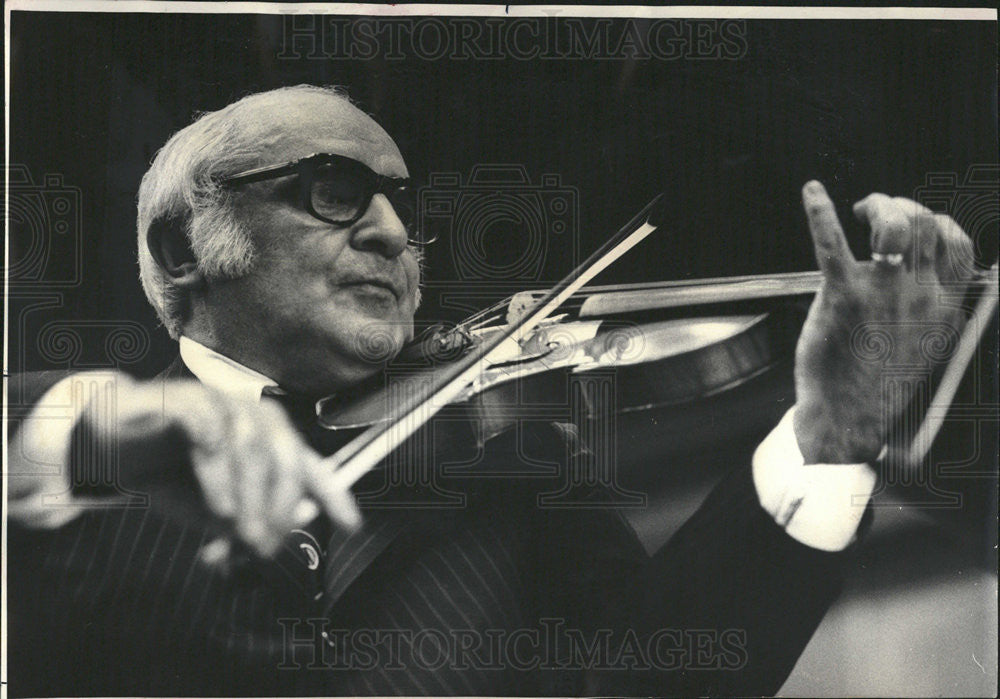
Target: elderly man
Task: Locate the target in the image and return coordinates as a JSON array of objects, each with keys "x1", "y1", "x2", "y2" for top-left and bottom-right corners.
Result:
[{"x1": 7, "y1": 84, "x2": 975, "y2": 696}]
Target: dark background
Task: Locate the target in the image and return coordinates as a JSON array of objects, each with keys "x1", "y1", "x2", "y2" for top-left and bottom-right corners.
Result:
[{"x1": 8, "y1": 13, "x2": 997, "y2": 372}]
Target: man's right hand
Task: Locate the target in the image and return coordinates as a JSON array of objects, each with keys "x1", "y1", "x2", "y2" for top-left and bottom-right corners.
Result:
[{"x1": 10, "y1": 373, "x2": 361, "y2": 560}]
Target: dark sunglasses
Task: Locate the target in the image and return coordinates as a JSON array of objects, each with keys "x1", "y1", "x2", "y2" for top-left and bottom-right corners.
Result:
[{"x1": 218, "y1": 152, "x2": 434, "y2": 244}]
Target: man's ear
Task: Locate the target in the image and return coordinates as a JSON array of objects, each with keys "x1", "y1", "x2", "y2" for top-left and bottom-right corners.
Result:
[{"x1": 146, "y1": 214, "x2": 204, "y2": 289}]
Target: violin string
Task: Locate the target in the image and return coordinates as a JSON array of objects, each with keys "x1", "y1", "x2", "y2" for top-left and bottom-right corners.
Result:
[{"x1": 466, "y1": 313, "x2": 505, "y2": 331}]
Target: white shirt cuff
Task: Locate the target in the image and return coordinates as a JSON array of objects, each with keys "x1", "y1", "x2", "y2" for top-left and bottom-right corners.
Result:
[
  {"x1": 753, "y1": 406, "x2": 877, "y2": 552},
  {"x1": 8, "y1": 371, "x2": 127, "y2": 528}
]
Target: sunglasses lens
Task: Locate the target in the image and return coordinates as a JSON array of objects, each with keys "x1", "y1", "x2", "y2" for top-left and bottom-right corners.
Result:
[
  {"x1": 388, "y1": 186, "x2": 420, "y2": 239},
  {"x1": 311, "y1": 163, "x2": 368, "y2": 223},
  {"x1": 308, "y1": 159, "x2": 432, "y2": 244}
]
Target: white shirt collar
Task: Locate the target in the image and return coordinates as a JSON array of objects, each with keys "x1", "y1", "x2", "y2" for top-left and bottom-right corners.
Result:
[{"x1": 179, "y1": 336, "x2": 281, "y2": 403}]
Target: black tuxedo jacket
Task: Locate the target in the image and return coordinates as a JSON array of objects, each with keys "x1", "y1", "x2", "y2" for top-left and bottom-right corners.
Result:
[{"x1": 7, "y1": 363, "x2": 857, "y2": 696}]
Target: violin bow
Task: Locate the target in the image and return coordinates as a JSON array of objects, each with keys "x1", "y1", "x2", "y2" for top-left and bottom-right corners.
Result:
[
  {"x1": 899, "y1": 266, "x2": 999, "y2": 470},
  {"x1": 320, "y1": 194, "x2": 668, "y2": 491}
]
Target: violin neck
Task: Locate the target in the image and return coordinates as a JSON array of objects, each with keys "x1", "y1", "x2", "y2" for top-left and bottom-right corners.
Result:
[
  {"x1": 577, "y1": 271, "x2": 824, "y2": 317},
  {"x1": 530, "y1": 265, "x2": 997, "y2": 320}
]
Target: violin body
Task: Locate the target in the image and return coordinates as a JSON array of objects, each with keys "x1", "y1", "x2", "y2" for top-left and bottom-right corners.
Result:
[{"x1": 318, "y1": 284, "x2": 811, "y2": 487}]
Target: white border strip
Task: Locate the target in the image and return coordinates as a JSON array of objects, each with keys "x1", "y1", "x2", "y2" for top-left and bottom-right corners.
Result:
[{"x1": 3, "y1": 2, "x2": 998, "y2": 20}]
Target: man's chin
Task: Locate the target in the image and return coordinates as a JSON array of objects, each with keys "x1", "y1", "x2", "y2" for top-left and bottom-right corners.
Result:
[{"x1": 338, "y1": 313, "x2": 411, "y2": 367}]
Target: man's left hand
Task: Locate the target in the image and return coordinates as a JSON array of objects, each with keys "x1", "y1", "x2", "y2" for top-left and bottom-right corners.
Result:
[{"x1": 792, "y1": 181, "x2": 976, "y2": 464}]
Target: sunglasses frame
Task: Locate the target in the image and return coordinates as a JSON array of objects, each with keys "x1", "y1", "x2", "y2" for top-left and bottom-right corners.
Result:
[{"x1": 219, "y1": 152, "x2": 432, "y2": 244}]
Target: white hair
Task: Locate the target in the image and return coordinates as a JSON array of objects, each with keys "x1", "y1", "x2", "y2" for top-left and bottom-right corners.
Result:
[{"x1": 137, "y1": 84, "x2": 355, "y2": 339}]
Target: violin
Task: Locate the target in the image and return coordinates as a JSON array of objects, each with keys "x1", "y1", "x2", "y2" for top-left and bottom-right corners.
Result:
[{"x1": 314, "y1": 195, "x2": 999, "y2": 492}]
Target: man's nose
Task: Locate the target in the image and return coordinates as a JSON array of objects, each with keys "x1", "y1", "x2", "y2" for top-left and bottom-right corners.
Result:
[{"x1": 350, "y1": 193, "x2": 409, "y2": 257}]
